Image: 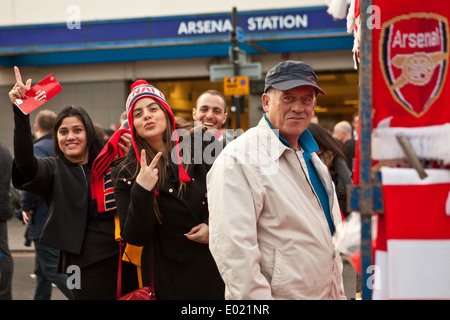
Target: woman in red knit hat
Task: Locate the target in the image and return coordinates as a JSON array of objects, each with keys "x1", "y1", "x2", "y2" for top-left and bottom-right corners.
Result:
[{"x1": 111, "y1": 80, "x2": 225, "y2": 299}]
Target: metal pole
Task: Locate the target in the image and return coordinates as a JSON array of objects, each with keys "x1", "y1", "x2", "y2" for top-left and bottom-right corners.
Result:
[
  {"x1": 359, "y1": 0, "x2": 373, "y2": 300},
  {"x1": 231, "y1": 7, "x2": 242, "y2": 130},
  {"x1": 232, "y1": 7, "x2": 240, "y2": 77}
]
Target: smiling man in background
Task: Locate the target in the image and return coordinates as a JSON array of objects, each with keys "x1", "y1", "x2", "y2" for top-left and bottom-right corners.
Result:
[{"x1": 193, "y1": 90, "x2": 229, "y2": 142}]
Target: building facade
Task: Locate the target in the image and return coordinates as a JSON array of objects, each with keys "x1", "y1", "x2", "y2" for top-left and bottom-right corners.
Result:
[{"x1": 0, "y1": 0, "x2": 358, "y2": 152}]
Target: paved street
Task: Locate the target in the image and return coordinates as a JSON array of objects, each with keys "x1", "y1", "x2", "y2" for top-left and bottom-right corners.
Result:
[
  {"x1": 7, "y1": 217, "x2": 68, "y2": 300},
  {"x1": 6, "y1": 216, "x2": 357, "y2": 300}
]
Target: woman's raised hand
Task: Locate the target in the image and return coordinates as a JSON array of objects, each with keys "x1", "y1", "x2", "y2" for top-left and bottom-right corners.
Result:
[
  {"x1": 118, "y1": 132, "x2": 132, "y2": 154},
  {"x1": 8, "y1": 66, "x2": 32, "y2": 104},
  {"x1": 136, "y1": 150, "x2": 162, "y2": 191}
]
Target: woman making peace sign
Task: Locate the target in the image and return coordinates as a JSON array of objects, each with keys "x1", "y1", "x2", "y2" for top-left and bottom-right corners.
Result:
[{"x1": 111, "y1": 80, "x2": 224, "y2": 299}]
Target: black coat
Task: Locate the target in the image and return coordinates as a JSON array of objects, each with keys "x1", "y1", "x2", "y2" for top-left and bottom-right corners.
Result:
[
  {"x1": 0, "y1": 142, "x2": 12, "y2": 221},
  {"x1": 20, "y1": 133, "x2": 54, "y2": 243},
  {"x1": 111, "y1": 143, "x2": 225, "y2": 300}
]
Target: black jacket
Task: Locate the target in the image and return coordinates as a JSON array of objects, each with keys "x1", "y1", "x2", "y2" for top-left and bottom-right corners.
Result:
[
  {"x1": 0, "y1": 142, "x2": 12, "y2": 221},
  {"x1": 11, "y1": 107, "x2": 117, "y2": 269},
  {"x1": 111, "y1": 138, "x2": 225, "y2": 300},
  {"x1": 20, "y1": 133, "x2": 54, "y2": 243},
  {"x1": 330, "y1": 155, "x2": 353, "y2": 217}
]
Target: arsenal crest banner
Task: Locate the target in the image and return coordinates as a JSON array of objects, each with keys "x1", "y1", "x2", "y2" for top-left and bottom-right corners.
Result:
[{"x1": 371, "y1": 1, "x2": 450, "y2": 165}]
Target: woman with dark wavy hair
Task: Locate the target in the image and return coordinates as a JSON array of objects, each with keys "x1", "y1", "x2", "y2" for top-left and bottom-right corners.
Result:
[
  {"x1": 111, "y1": 80, "x2": 225, "y2": 299},
  {"x1": 51, "y1": 106, "x2": 102, "y2": 166},
  {"x1": 8, "y1": 67, "x2": 138, "y2": 299}
]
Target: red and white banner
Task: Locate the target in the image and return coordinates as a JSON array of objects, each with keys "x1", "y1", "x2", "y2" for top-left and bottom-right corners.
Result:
[
  {"x1": 371, "y1": 1, "x2": 450, "y2": 165},
  {"x1": 373, "y1": 167, "x2": 450, "y2": 299},
  {"x1": 345, "y1": 1, "x2": 450, "y2": 299}
]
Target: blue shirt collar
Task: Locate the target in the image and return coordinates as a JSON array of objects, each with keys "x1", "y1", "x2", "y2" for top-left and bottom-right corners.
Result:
[{"x1": 263, "y1": 113, "x2": 319, "y2": 154}]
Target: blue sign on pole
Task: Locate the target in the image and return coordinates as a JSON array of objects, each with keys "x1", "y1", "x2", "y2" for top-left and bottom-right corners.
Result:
[{"x1": 236, "y1": 27, "x2": 244, "y2": 42}]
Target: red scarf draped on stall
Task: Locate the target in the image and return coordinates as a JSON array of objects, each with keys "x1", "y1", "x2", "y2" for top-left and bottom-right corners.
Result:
[
  {"x1": 368, "y1": 1, "x2": 450, "y2": 300},
  {"x1": 373, "y1": 168, "x2": 450, "y2": 299}
]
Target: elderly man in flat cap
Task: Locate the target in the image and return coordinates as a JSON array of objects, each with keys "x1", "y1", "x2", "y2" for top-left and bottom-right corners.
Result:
[{"x1": 207, "y1": 61, "x2": 346, "y2": 300}]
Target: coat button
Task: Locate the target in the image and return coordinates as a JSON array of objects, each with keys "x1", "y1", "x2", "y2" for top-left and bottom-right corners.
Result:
[
  {"x1": 169, "y1": 188, "x2": 173, "y2": 193},
  {"x1": 127, "y1": 181, "x2": 131, "y2": 185},
  {"x1": 202, "y1": 201, "x2": 205, "y2": 205}
]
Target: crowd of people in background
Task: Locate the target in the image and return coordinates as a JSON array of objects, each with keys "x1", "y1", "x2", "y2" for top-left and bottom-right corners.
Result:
[{"x1": 0, "y1": 61, "x2": 358, "y2": 300}]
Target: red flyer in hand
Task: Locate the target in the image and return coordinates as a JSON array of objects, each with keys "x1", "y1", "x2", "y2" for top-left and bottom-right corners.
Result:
[{"x1": 14, "y1": 74, "x2": 62, "y2": 115}]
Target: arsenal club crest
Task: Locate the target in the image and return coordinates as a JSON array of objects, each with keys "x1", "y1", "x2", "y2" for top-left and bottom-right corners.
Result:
[{"x1": 380, "y1": 13, "x2": 449, "y2": 117}]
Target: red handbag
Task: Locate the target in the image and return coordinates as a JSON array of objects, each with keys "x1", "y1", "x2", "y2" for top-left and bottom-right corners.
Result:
[
  {"x1": 117, "y1": 241, "x2": 156, "y2": 300},
  {"x1": 118, "y1": 286, "x2": 156, "y2": 300}
]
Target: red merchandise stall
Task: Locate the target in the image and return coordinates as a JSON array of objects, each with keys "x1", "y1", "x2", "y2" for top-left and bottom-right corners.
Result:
[{"x1": 348, "y1": 0, "x2": 450, "y2": 300}]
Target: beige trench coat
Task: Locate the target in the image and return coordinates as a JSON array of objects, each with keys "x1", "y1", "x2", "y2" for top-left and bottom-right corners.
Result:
[{"x1": 207, "y1": 118, "x2": 346, "y2": 300}]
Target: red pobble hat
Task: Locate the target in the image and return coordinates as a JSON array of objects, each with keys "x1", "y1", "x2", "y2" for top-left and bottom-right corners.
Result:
[{"x1": 125, "y1": 80, "x2": 190, "y2": 183}]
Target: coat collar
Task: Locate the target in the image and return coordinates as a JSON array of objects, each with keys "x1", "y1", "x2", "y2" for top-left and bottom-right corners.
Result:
[
  {"x1": 259, "y1": 114, "x2": 319, "y2": 161},
  {"x1": 34, "y1": 132, "x2": 53, "y2": 143}
]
